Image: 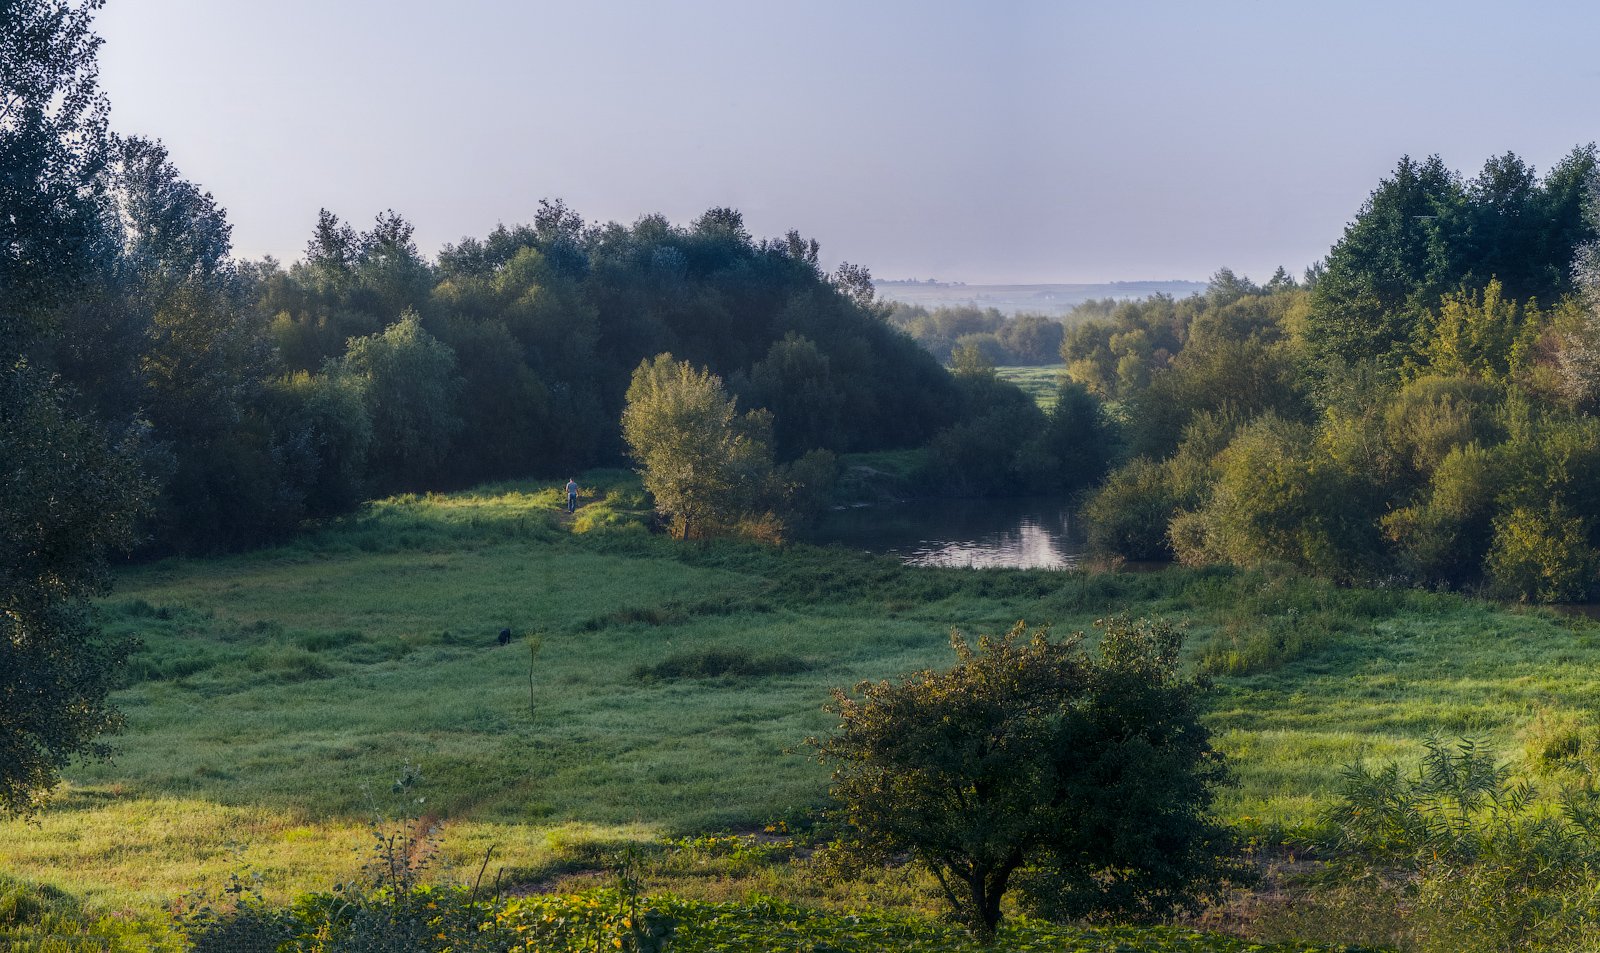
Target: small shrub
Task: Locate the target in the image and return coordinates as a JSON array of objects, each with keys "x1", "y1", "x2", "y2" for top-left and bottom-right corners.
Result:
[
  {"x1": 813, "y1": 618, "x2": 1239, "y2": 933},
  {"x1": 183, "y1": 873, "x2": 295, "y2": 953},
  {"x1": 1198, "y1": 612, "x2": 1333, "y2": 676},
  {"x1": 1521, "y1": 706, "x2": 1600, "y2": 782}
]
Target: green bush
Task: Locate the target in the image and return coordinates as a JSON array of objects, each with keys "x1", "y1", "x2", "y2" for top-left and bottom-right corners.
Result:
[
  {"x1": 1082, "y1": 457, "x2": 1182, "y2": 560},
  {"x1": 1380, "y1": 374, "x2": 1502, "y2": 485},
  {"x1": 812, "y1": 618, "x2": 1239, "y2": 933},
  {"x1": 1486, "y1": 504, "x2": 1598, "y2": 602},
  {"x1": 1381, "y1": 441, "x2": 1504, "y2": 586},
  {"x1": 1327, "y1": 737, "x2": 1600, "y2": 953}
]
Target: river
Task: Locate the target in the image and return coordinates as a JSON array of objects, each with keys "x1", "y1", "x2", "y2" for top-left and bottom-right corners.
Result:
[{"x1": 805, "y1": 496, "x2": 1089, "y2": 570}]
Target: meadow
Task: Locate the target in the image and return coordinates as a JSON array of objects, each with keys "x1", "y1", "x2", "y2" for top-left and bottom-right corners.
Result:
[
  {"x1": 995, "y1": 364, "x2": 1068, "y2": 410},
  {"x1": 5, "y1": 472, "x2": 1598, "y2": 939}
]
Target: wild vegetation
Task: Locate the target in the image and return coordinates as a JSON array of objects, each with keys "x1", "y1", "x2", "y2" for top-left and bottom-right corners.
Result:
[
  {"x1": 2, "y1": 477, "x2": 1598, "y2": 950},
  {"x1": 0, "y1": 0, "x2": 1103, "y2": 855},
  {"x1": 886, "y1": 304, "x2": 1069, "y2": 366},
  {"x1": 11, "y1": 3, "x2": 1600, "y2": 950},
  {"x1": 1072, "y1": 151, "x2": 1600, "y2": 601},
  {"x1": 814, "y1": 617, "x2": 1237, "y2": 932}
]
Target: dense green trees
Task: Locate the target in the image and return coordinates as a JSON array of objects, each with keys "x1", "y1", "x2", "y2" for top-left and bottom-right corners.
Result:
[
  {"x1": 4, "y1": 5, "x2": 1125, "y2": 560},
  {"x1": 338, "y1": 312, "x2": 463, "y2": 493},
  {"x1": 1302, "y1": 148, "x2": 1597, "y2": 382},
  {"x1": 1079, "y1": 149, "x2": 1600, "y2": 601},
  {"x1": 813, "y1": 618, "x2": 1235, "y2": 932},
  {"x1": 18, "y1": 171, "x2": 982, "y2": 553}
]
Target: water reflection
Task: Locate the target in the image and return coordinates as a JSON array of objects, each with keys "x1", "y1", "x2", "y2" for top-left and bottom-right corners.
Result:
[{"x1": 806, "y1": 497, "x2": 1087, "y2": 570}]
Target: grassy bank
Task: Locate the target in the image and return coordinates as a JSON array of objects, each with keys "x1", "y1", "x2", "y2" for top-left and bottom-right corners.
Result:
[{"x1": 4, "y1": 473, "x2": 1597, "y2": 922}]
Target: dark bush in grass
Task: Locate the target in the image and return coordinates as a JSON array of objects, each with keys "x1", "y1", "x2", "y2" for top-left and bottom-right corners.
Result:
[
  {"x1": 814, "y1": 618, "x2": 1240, "y2": 933},
  {"x1": 1082, "y1": 457, "x2": 1184, "y2": 560},
  {"x1": 582, "y1": 596, "x2": 776, "y2": 631},
  {"x1": 634, "y1": 648, "x2": 809, "y2": 682},
  {"x1": 123, "y1": 650, "x2": 217, "y2": 683}
]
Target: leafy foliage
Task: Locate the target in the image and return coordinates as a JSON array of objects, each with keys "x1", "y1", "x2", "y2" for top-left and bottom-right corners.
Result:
[
  {"x1": 1078, "y1": 155, "x2": 1600, "y2": 601},
  {"x1": 1327, "y1": 738, "x2": 1600, "y2": 953},
  {"x1": 812, "y1": 617, "x2": 1237, "y2": 932},
  {"x1": 0, "y1": 2, "x2": 154, "y2": 816},
  {"x1": 0, "y1": 364, "x2": 151, "y2": 814},
  {"x1": 622, "y1": 353, "x2": 780, "y2": 539}
]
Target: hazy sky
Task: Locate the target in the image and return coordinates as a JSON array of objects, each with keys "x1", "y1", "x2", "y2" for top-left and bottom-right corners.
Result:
[{"x1": 95, "y1": 0, "x2": 1600, "y2": 284}]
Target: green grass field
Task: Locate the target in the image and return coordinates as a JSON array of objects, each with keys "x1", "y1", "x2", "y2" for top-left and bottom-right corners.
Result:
[
  {"x1": 996, "y1": 364, "x2": 1068, "y2": 410},
  {"x1": 5, "y1": 472, "x2": 1598, "y2": 930}
]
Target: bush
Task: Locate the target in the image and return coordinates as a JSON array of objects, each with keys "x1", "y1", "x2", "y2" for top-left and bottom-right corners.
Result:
[
  {"x1": 1082, "y1": 457, "x2": 1183, "y2": 560},
  {"x1": 812, "y1": 617, "x2": 1238, "y2": 933},
  {"x1": 187, "y1": 820, "x2": 519, "y2": 953},
  {"x1": 1381, "y1": 441, "x2": 1504, "y2": 586},
  {"x1": 1020, "y1": 380, "x2": 1118, "y2": 494},
  {"x1": 1327, "y1": 737, "x2": 1600, "y2": 953},
  {"x1": 634, "y1": 648, "x2": 809, "y2": 681},
  {"x1": 1380, "y1": 374, "x2": 1502, "y2": 485},
  {"x1": 1182, "y1": 416, "x2": 1385, "y2": 581},
  {"x1": 1486, "y1": 504, "x2": 1598, "y2": 602}
]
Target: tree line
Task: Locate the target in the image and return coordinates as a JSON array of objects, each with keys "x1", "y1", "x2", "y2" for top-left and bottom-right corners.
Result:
[
  {"x1": 885, "y1": 303, "x2": 1068, "y2": 366},
  {"x1": 1075, "y1": 147, "x2": 1600, "y2": 601},
  {"x1": 14, "y1": 140, "x2": 1118, "y2": 555}
]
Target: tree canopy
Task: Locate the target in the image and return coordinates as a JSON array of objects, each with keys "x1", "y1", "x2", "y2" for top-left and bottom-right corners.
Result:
[
  {"x1": 1, "y1": 0, "x2": 151, "y2": 814},
  {"x1": 622, "y1": 353, "x2": 777, "y2": 540},
  {"x1": 813, "y1": 617, "x2": 1235, "y2": 932}
]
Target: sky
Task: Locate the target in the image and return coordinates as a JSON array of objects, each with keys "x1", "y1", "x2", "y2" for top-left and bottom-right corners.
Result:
[{"x1": 94, "y1": 0, "x2": 1600, "y2": 285}]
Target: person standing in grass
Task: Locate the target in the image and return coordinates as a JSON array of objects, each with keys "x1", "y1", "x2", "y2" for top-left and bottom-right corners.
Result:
[{"x1": 566, "y1": 477, "x2": 579, "y2": 513}]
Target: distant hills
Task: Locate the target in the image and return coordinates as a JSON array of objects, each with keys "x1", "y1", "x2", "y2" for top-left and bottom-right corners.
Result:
[{"x1": 877, "y1": 279, "x2": 1208, "y2": 317}]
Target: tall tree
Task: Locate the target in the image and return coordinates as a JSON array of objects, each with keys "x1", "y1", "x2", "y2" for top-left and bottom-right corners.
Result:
[
  {"x1": 622, "y1": 353, "x2": 775, "y2": 539},
  {"x1": 1, "y1": 0, "x2": 111, "y2": 342},
  {"x1": 1305, "y1": 155, "x2": 1469, "y2": 377},
  {"x1": 1557, "y1": 168, "x2": 1600, "y2": 406},
  {"x1": 1, "y1": 364, "x2": 150, "y2": 814},
  {"x1": 0, "y1": 0, "x2": 152, "y2": 814},
  {"x1": 338, "y1": 311, "x2": 463, "y2": 492}
]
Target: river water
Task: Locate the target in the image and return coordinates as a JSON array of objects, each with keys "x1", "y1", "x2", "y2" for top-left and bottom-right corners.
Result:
[{"x1": 805, "y1": 496, "x2": 1088, "y2": 570}]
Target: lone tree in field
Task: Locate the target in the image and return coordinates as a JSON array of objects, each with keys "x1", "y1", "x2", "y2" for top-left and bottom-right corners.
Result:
[
  {"x1": 812, "y1": 617, "x2": 1237, "y2": 933},
  {"x1": 621, "y1": 353, "x2": 775, "y2": 539}
]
